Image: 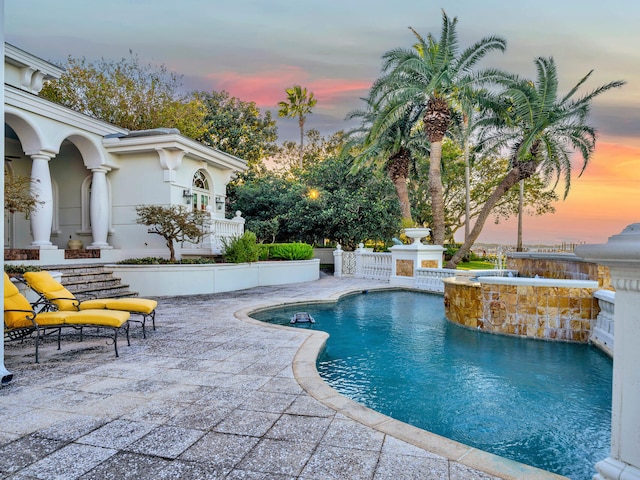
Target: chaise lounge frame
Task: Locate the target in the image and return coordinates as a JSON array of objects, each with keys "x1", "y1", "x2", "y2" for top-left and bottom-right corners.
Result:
[
  {"x1": 22, "y1": 271, "x2": 157, "y2": 338},
  {"x1": 4, "y1": 274, "x2": 131, "y2": 363}
]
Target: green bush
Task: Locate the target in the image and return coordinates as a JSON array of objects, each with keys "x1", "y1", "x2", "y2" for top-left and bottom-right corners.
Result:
[
  {"x1": 444, "y1": 243, "x2": 470, "y2": 262},
  {"x1": 257, "y1": 242, "x2": 314, "y2": 260},
  {"x1": 269, "y1": 243, "x2": 314, "y2": 260},
  {"x1": 4, "y1": 264, "x2": 42, "y2": 275},
  {"x1": 117, "y1": 257, "x2": 217, "y2": 265},
  {"x1": 223, "y1": 231, "x2": 260, "y2": 263}
]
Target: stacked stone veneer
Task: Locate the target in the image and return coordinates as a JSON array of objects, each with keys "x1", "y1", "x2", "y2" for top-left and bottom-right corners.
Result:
[{"x1": 444, "y1": 278, "x2": 599, "y2": 342}]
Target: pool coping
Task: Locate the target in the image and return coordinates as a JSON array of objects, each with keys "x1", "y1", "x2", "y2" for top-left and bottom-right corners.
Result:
[{"x1": 235, "y1": 285, "x2": 568, "y2": 480}]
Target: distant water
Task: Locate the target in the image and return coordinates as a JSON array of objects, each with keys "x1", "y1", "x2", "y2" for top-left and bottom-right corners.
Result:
[{"x1": 252, "y1": 290, "x2": 612, "y2": 480}]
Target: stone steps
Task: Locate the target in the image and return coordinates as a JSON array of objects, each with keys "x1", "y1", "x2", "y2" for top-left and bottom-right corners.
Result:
[{"x1": 41, "y1": 264, "x2": 138, "y2": 299}]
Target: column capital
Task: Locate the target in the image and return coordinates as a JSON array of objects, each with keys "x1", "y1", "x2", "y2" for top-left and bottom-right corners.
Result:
[
  {"x1": 91, "y1": 166, "x2": 111, "y2": 174},
  {"x1": 27, "y1": 149, "x2": 57, "y2": 160}
]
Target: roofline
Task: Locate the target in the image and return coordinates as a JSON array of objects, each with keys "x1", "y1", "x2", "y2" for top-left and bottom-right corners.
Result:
[
  {"x1": 103, "y1": 131, "x2": 248, "y2": 171},
  {"x1": 5, "y1": 43, "x2": 64, "y2": 79},
  {"x1": 5, "y1": 85, "x2": 128, "y2": 136}
]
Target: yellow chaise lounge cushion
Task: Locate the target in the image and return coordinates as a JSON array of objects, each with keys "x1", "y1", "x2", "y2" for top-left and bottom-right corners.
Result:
[
  {"x1": 4, "y1": 273, "x2": 129, "y2": 329},
  {"x1": 23, "y1": 271, "x2": 157, "y2": 314},
  {"x1": 79, "y1": 298, "x2": 157, "y2": 315},
  {"x1": 60, "y1": 309, "x2": 130, "y2": 328},
  {"x1": 21, "y1": 271, "x2": 78, "y2": 311}
]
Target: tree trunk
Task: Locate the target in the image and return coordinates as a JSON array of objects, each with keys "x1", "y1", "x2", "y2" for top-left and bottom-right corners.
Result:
[
  {"x1": 445, "y1": 166, "x2": 525, "y2": 268},
  {"x1": 516, "y1": 179, "x2": 524, "y2": 252},
  {"x1": 392, "y1": 175, "x2": 412, "y2": 222},
  {"x1": 166, "y1": 237, "x2": 176, "y2": 262},
  {"x1": 464, "y1": 135, "x2": 471, "y2": 243},
  {"x1": 429, "y1": 141, "x2": 446, "y2": 245},
  {"x1": 298, "y1": 116, "x2": 305, "y2": 169},
  {"x1": 387, "y1": 150, "x2": 412, "y2": 223}
]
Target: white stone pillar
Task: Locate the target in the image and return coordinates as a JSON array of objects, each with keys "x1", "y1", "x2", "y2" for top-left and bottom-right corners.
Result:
[
  {"x1": 354, "y1": 243, "x2": 365, "y2": 277},
  {"x1": 29, "y1": 153, "x2": 56, "y2": 248},
  {"x1": 88, "y1": 167, "x2": 112, "y2": 249},
  {"x1": 390, "y1": 228, "x2": 445, "y2": 288},
  {"x1": 333, "y1": 244, "x2": 343, "y2": 278},
  {"x1": 575, "y1": 223, "x2": 640, "y2": 480}
]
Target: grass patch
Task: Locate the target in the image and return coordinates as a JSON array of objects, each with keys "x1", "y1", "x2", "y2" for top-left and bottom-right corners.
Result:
[{"x1": 457, "y1": 260, "x2": 495, "y2": 270}]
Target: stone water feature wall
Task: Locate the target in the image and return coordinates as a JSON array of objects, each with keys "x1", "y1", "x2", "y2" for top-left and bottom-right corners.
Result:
[
  {"x1": 507, "y1": 252, "x2": 612, "y2": 289},
  {"x1": 443, "y1": 277, "x2": 599, "y2": 342}
]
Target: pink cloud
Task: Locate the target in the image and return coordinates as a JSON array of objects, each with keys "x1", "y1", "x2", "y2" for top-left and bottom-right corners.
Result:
[{"x1": 204, "y1": 65, "x2": 371, "y2": 109}]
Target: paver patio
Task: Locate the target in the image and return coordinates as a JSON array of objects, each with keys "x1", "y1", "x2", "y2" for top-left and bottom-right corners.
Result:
[{"x1": 0, "y1": 275, "x2": 545, "y2": 479}]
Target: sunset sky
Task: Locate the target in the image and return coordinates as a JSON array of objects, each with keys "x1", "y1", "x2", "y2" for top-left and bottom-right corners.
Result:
[{"x1": 4, "y1": 0, "x2": 640, "y2": 245}]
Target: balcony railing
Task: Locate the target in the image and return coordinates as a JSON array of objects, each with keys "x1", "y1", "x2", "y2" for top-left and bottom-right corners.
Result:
[{"x1": 183, "y1": 211, "x2": 245, "y2": 255}]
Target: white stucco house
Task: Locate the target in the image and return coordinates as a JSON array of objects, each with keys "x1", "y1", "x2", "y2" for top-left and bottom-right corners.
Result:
[{"x1": 4, "y1": 43, "x2": 247, "y2": 265}]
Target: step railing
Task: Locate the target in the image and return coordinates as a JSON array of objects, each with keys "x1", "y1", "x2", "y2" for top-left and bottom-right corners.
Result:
[{"x1": 414, "y1": 268, "x2": 458, "y2": 293}]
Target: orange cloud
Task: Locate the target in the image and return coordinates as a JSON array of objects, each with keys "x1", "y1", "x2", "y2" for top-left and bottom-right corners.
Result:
[{"x1": 474, "y1": 140, "x2": 640, "y2": 245}]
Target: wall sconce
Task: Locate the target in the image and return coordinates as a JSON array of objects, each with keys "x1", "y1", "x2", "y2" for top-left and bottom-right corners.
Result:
[
  {"x1": 215, "y1": 195, "x2": 225, "y2": 211},
  {"x1": 183, "y1": 189, "x2": 192, "y2": 204}
]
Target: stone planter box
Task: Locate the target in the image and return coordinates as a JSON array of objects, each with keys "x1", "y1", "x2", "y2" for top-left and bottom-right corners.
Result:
[{"x1": 109, "y1": 259, "x2": 320, "y2": 297}]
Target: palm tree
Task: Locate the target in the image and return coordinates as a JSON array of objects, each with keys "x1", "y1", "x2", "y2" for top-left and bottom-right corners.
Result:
[
  {"x1": 446, "y1": 57, "x2": 625, "y2": 267},
  {"x1": 446, "y1": 87, "x2": 487, "y2": 243},
  {"x1": 278, "y1": 85, "x2": 317, "y2": 168},
  {"x1": 367, "y1": 11, "x2": 506, "y2": 245},
  {"x1": 345, "y1": 98, "x2": 427, "y2": 224}
]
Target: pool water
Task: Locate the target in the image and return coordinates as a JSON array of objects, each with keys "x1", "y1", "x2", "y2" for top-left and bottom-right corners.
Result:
[{"x1": 252, "y1": 290, "x2": 612, "y2": 480}]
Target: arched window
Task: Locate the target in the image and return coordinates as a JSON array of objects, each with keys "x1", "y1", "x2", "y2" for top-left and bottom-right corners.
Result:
[{"x1": 191, "y1": 169, "x2": 211, "y2": 210}]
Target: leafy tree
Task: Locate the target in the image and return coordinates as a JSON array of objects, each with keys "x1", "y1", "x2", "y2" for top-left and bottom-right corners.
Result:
[
  {"x1": 446, "y1": 57, "x2": 624, "y2": 266},
  {"x1": 4, "y1": 174, "x2": 41, "y2": 215},
  {"x1": 135, "y1": 205, "x2": 212, "y2": 262},
  {"x1": 300, "y1": 155, "x2": 401, "y2": 249},
  {"x1": 368, "y1": 11, "x2": 506, "y2": 245},
  {"x1": 271, "y1": 129, "x2": 344, "y2": 173},
  {"x1": 411, "y1": 139, "x2": 557, "y2": 243},
  {"x1": 278, "y1": 85, "x2": 317, "y2": 168},
  {"x1": 228, "y1": 132, "x2": 401, "y2": 249},
  {"x1": 40, "y1": 52, "x2": 207, "y2": 139},
  {"x1": 197, "y1": 90, "x2": 278, "y2": 171}
]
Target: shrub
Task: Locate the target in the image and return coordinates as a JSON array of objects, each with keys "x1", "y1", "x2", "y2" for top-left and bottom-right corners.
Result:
[
  {"x1": 261, "y1": 243, "x2": 314, "y2": 261},
  {"x1": 4, "y1": 264, "x2": 42, "y2": 276},
  {"x1": 444, "y1": 244, "x2": 470, "y2": 263},
  {"x1": 117, "y1": 257, "x2": 217, "y2": 265},
  {"x1": 222, "y1": 231, "x2": 260, "y2": 263}
]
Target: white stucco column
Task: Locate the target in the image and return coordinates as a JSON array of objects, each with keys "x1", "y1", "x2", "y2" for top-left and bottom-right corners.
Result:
[
  {"x1": 1, "y1": 26, "x2": 14, "y2": 386},
  {"x1": 88, "y1": 167, "x2": 112, "y2": 249},
  {"x1": 29, "y1": 153, "x2": 56, "y2": 248},
  {"x1": 333, "y1": 244, "x2": 343, "y2": 278},
  {"x1": 575, "y1": 223, "x2": 640, "y2": 480}
]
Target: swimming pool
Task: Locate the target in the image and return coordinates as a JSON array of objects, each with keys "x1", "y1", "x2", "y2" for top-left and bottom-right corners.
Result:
[{"x1": 251, "y1": 289, "x2": 612, "y2": 480}]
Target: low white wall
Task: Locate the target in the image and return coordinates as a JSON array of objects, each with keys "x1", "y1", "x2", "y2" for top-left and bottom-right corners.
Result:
[{"x1": 109, "y1": 259, "x2": 320, "y2": 297}]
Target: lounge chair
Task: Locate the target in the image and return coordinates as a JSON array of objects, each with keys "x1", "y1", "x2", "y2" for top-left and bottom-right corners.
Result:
[
  {"x1": 23, "y1": 271, "x2": 157, "y2": 338},
  {"x1": 4, "y1": 273, "x2": 130, "y2": 363}
]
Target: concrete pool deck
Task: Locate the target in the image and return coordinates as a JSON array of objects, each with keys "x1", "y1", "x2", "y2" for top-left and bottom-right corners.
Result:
[{"x1": 0, "y1": 275, "x2": 566, "y2": 479}]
